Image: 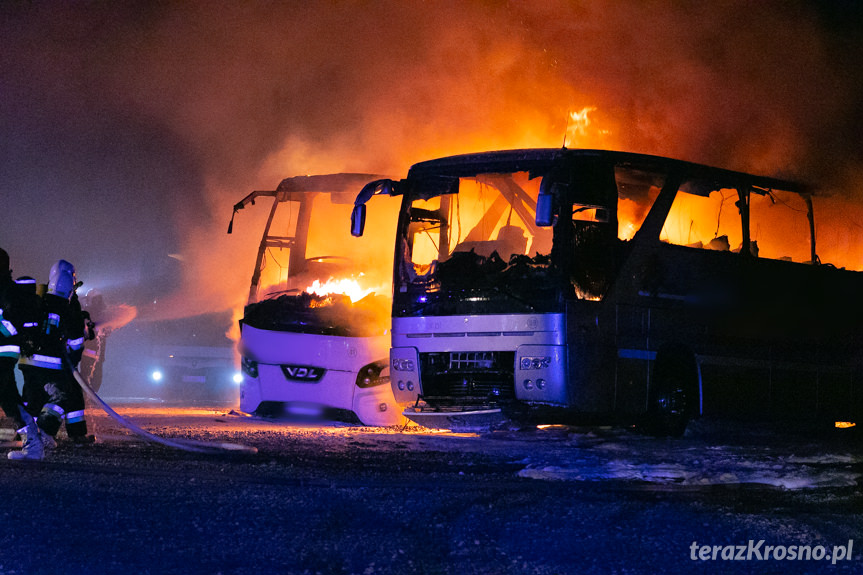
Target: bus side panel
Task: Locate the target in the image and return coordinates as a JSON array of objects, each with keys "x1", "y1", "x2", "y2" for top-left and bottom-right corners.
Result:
[
  {"x1": 565, "y1": 300, "x2": 617, "y2": 413},
  {"x1": 611, "y1": 303, "x2": 650, "y2": 414},
  {"x1": 818, "y1": 370, "x2": 857, "y2": 422},
  {"x1": 623, "y1": 239, "x2": 863, "y2": 423},
  {"x1": 614, "y1": 357, "x2": 650, "y2": 414},
  {"x1": 699, "y1": 361, "x2": 771, "y2": 420}
]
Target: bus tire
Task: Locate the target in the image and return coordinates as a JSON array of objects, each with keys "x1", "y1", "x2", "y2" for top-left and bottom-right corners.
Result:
[{"x1": 646, "y1": 346, "x2": 699, "y2": 437}]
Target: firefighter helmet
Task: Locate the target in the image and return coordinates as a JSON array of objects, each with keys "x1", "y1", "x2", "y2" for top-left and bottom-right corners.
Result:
[
  {"x1": 48, "y1": 260, "x2": 76, "y2": 299},
  {"x1": 15, "y1": 276, "x2": 37, "y2": 294}
]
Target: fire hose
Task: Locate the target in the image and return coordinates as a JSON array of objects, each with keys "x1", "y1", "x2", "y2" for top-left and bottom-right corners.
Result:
[{"x1": 66, "y1": 357, "x2": 258, "y2": 454}]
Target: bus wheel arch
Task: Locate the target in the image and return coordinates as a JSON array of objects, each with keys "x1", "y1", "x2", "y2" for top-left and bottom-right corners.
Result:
[{"x1": 646, "y1": 344, "x2": 701, "y2": 437}]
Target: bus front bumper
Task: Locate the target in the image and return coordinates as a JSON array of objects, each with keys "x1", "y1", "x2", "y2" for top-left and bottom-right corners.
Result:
[{"x1": 402, "y1": 407, "x2": 505, "y2": 432}]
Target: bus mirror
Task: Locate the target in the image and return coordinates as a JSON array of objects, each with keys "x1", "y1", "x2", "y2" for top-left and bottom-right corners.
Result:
[
  {"x1": 351, "y1": 204, "x2": 366, "y2": 237},
  {"x1": 536, "y1": 192, "x2": 554, "y2": 227}
]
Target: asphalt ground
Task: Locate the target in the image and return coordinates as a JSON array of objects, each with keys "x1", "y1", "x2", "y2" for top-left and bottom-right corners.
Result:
[{"x1": 0, "y1": 406, "x2": 862, "y2": 575}]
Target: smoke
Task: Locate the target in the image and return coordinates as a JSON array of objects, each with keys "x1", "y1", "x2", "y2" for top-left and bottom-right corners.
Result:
[{"x1": 2, "y1": 1, "x2": 863, "y2": 320}]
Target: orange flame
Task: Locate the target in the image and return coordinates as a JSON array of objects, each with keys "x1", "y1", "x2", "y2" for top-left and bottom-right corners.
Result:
[
  {"x1": 615, "y1": 180, "x2": 863, "y2": 272},
  {"x1": 306, "y1": 276, "x2": 387, "y2": 303},
  {"x1": 565, "y1": 106, "x2": 599, "y2": 146},
  {"x1": 569, "y1": 106, "x2": 596, "y2": 133}
]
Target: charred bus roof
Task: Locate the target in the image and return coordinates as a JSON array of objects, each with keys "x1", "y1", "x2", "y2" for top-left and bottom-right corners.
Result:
[
  {"x1": 405, "y1": 148, "x2": 807, "y2": 197},
  {"x1": 231, "y1": 173, "x2": 385, "y2": 234},
  {"x1": 407, "y1": 148, "x2": 566, "y2": 180},
  {"x1": 234, "y1": 173, "x2": 384, "y2": 212},
  {"x1": 351, "y1": 149, "x2": 808, "y2": 237},
  {"x1": 275, "y1": 173, "x2": 385, "y2": 194}
]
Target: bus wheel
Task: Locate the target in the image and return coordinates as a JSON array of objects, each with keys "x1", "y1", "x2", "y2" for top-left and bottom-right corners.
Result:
[{"x1": 646, "y1": 346, "x2": 698, "y2": 437}]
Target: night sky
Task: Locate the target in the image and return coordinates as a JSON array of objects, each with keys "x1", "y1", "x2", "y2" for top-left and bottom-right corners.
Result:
[{"x1": 3, "y1": 1, "x2": 863, "y2": 320}]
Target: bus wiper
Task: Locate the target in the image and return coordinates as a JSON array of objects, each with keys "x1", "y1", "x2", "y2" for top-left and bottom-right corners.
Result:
[
  {"x1": 407, "y1": 296, "x2": 435, "y2": 315},
  {"x1": 490, "y1": 284, "x2": 537, "y2": 312}
]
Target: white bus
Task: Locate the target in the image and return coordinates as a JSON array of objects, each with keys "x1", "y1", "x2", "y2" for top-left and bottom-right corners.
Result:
[{"x1": 230, "y1": 174, "x2": 403, "y2": 425}]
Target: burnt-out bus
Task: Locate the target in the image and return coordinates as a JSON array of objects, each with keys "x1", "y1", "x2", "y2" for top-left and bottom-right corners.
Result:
[
  {"x1": 351, "y1": 149, "x2": 863, "y2": 434},
  {"x1": 230, "y1": 173, "x2": 403, "y2": 425}
]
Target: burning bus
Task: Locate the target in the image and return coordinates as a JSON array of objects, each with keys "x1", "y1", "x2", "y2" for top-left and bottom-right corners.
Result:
[
  {"x1": 352, "y1": 149, "x2": 863, "y2": 435},
  {"x1": 229, "y1": 173, "x2": 403, "y2": 425}
]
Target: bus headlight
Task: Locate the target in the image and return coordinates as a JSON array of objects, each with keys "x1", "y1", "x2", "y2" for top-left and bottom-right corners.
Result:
[
  {"x1": 519, "y1": 356, "x2": 551, "y2": 370},
  {"x1": 241, "y1": 356, "x2": 259, "y2": 379},
  {"x1": 391, "y1": 358, "x2": 415, "y2": 372}
]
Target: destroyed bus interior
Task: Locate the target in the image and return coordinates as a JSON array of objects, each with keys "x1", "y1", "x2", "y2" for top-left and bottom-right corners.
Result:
[
  {"x1": 354, "y1": 149, "x2": 863, "y2": 434},
  {"x1": 229, "y1": 174, "x2": 403, "y2": 426},
  {"x1": 241, "y1": 290, "x2": 388, "y2": 339},
  {"x1": 396, "y1": 173, "x2": 558, "y2": 316}
]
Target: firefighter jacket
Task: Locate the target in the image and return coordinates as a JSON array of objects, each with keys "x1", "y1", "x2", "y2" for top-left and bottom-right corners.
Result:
[
  {"x1": 0, "y1": 274, "x2": 21, "y2": 361},
  {"x1": 67, "y1": 293, "x2": 92, "y2": 366},
  {"x1": 18, "y1": 293, "x2": 86, "y2": 371},
  {"x1": 12, "y1": 279, "x2": 42, "y2": 358}
]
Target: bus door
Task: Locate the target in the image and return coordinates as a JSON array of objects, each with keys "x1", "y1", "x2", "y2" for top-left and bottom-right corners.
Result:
[{"x1": 561, "y1": 160, "x2": 622, "y2": 413}]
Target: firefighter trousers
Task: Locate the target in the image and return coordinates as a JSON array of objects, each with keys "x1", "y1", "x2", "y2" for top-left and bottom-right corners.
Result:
[
  {"x1": 21, "y1": 365, "x2": 87, "y2": 438},
  {"x1": 0, "y1": 358, "x2": 26, "y2": 431}
]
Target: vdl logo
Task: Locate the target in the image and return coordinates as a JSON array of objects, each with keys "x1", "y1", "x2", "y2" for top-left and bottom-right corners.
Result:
[{"x1": 280, "y1": 364, "x2": 326, "y2": 382}]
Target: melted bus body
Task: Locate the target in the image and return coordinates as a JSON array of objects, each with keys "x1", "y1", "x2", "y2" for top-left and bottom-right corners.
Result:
[{"x1": 353, "y1": 149, "x2": 863, "y2": 434}]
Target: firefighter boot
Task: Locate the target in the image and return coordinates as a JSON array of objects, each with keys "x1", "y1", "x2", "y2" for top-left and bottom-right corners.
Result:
[
  {"x1": 37, "y1": 383, "x2": 64, "y2": 450},
  {"x1": 66, "y1": 409, "x2": 90, "y2": 445},
  {"x1": 7, "y1": 407, "x2": 44, "y2": 461},
  {"x1": 41, "y1": 430, "x2": 57, "y2": 450},
  {"x1": 70, "y1": 432, "x2": 95, "y2": 446}
]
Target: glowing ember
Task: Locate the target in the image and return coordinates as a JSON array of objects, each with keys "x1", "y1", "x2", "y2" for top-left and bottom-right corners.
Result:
[
  {"x1": 835, "y1": 421, "x2": 856, "y2": 429},
  {"x1": 306, "y1": 277, "x2": 378, "y2": 302},
  {"x1": 573, "y1": 287, "x2": 602, "y2": 302}
]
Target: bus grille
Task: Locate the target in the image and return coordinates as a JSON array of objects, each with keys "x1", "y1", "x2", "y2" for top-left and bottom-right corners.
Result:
[
  {"x1": 448, "y1": 352, "x2": 496, "y2": 370},
  {"x1": 418, "y1": 351, "x2": 515, "y2": 405}
]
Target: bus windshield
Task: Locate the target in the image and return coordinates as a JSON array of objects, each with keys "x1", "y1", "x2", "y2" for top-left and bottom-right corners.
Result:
[
  {"x1": 235, "y1": 174, "x2": 399, "y2": 337},
  {"x1": 395, "y1": 171, "x2": 559, "y2": 316}
]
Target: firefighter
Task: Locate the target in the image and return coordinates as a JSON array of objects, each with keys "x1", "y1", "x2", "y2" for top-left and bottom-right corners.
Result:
[
  {"x1": 15, "y1": 275, "x2": 48, "y2": 419},
  {"x1": 78, "y1": 290, "x2": 106, "y2": 392},
  {"x1": 65, "y1": 272, "x2": 95, "y2": 444},
  {"x1": 10, "y1": 260, "x2": 86, "y2": 458},
  {"x1": 1, "y1": 249, "x2": 44, "y2": 461}
]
